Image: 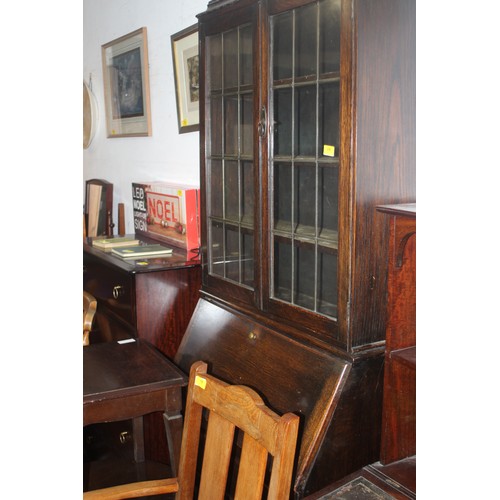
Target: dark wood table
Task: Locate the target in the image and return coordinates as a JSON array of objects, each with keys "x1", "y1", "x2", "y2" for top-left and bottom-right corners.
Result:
[{"x1": 83, "y1": 339, "x2": 187, "y2": 474}]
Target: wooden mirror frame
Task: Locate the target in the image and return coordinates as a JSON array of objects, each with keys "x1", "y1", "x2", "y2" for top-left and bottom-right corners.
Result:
[{"x1": 85, "y1": 179, "x2": 114, "y2": 237}]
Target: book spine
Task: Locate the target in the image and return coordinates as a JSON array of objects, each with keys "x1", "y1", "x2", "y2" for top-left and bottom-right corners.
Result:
[{"x1": 132, "y1": 183, "x2": 149, "y2": 235}]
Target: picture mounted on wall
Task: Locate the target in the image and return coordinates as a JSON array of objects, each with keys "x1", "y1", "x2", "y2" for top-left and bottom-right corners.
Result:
[
  {"x1": 171, "y1": 24, "x2": 199, "y2": 134},
  {"x1": 102, "y1": 27, "x2": 151, "y2": 137}
]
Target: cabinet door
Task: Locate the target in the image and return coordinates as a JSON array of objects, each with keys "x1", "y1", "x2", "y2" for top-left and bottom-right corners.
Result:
[
  {"x1": 201, "y1": 0, "x2": 342, "y2": 342},
  {"x1": 202, "y1": 3, "x2": 259, "y2": 306},
  {"x1": 265, "y1": 0, "x2": 341, "y2": 336}
]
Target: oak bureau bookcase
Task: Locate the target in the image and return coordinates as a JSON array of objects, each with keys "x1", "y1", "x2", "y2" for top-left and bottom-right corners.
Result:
[{"x1": 175, "y1": 0, "x2": 415, "y2": 497}]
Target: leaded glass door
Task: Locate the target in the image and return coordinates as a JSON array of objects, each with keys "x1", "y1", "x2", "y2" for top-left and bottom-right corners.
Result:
[
  {"x1": 269, "y1": 0, "x2": 341, "y2": 320},
  {"x1": 202, "y1": 0, "x2": 342, "y2": 333},
  {"x1": 205, "y1": 15, "x2": 257, "y2": 303}
]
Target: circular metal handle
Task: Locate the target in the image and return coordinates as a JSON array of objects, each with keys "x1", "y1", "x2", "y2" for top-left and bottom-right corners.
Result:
[
  {"x1": 119, "y1": 431, "x2": 132, "y2": 444},
  {"x1": 112, "y1": 285, "x2": 124, "y2": 299}
]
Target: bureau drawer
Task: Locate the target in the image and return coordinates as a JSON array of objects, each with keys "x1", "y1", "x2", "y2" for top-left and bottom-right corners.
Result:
[{"x1": 83, "y1": 257, "x2": 135, "y2": 326}]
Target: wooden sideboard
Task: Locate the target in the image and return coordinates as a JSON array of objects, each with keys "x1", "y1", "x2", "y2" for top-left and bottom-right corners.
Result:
[
  {"x1": 83, "y1": 235, "x2": 201, "y2": 359},
  {"x1": 378, "y1": 204, "x2": 416, "y2": 465},
  {"x1": 83, "y1": 235, "x2": 201, "y2": 465},
  {"x1": 305, "y1": 204, "x2": 416, "y2": 499}
]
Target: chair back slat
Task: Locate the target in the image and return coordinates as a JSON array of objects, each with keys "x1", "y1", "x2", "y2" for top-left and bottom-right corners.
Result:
[
  {"x1": 234, "y1": 432, "x2": 268, "y2": 500},
  {"x1": 198, "y1": 411, "x2": 235, "y2": 500}
]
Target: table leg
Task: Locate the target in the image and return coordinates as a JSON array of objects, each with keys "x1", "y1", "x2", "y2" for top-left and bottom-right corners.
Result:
[
  {"x1": 163, "y1": 410, "x2": 184, "y2": 475},
  {"x1": 132, "y1": 417, "x2": 145, "y2": 463}
]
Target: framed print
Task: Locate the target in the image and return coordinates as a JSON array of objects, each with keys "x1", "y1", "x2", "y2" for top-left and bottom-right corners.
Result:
[
  {"x1": 171, "y1": 24, "x2": 199, "y2": 134},
  {"x1": 102, "y1": 27, "x2": 151, "y2": 137}
]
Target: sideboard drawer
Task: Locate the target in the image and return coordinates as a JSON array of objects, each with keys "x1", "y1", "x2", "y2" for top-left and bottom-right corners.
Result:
[{"x1": 83, "y1": 257, "x2": 135, "y2": 326}]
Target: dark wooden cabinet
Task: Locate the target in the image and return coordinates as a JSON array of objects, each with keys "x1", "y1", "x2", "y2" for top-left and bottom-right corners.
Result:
[
  {"x1": 378, "y1": 204, "x2": 416, "y2": 466},
  {"x1": 175, "y1": 0, "x2": 415, "y2": 497},
  {"x1": 83, "y1": 236, "x2": 201, "y2": 464},
  {"x1": 198, "y1": 0, "x2": 415, "y2": 352}
]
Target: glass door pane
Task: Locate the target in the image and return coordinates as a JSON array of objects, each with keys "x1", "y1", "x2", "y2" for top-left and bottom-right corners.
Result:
[
  {"x1": 270, "y1": 0, "x2": 340, "y2": 319},
  {"x1": 295, "y1": 2, "x2": 317, "y2": 78},
  {"x1": 272, "y1": 11, "x2": 293, "y2": 81}
]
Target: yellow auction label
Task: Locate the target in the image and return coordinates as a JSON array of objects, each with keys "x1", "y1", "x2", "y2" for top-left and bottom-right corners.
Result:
[
  {"x1": 195, "y1": 375, "x2": 207, "y2": 390},
  {"x1": 323, "y1": 145, "x2": 335, "y2": 157}
]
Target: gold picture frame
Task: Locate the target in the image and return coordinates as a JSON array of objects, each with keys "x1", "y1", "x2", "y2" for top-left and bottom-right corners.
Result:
[
  {"x1": 101, "y1": 27, "x2": 151, "y2": 137},
  {"x1": 171, "y1": 24, "x2": 199, "y2": 134}
]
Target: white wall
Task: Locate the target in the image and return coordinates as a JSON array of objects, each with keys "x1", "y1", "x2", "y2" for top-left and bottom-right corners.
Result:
[{"x1": 83, "y1": 0, "x2": 208, "y2": 234}]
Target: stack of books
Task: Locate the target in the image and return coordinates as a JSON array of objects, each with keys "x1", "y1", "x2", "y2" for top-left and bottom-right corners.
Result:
[
  {"x1": 111, "y1": 244, "x2": 173, "y2": 260},
  {"x1": 92, "y1": 236, "x2": 140, "y2": 250}
]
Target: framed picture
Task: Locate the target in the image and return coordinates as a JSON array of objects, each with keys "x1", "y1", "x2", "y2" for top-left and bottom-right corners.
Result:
[
  {"x1": 171, "y1": 24, "x2": 199, "y2": 134},
  {"x1": 101, "y1": 27, "x2": 151, "y2": 137}
]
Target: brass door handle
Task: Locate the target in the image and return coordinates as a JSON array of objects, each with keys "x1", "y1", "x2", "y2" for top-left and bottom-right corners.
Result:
[{"x1": 257, "y1": 106, "x2": 267, "y2": 138}]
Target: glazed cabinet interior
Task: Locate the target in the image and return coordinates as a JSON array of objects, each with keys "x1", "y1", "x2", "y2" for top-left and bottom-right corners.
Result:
[{"x1": 183, "y1": 0, "x2": 415, "y2": 496}]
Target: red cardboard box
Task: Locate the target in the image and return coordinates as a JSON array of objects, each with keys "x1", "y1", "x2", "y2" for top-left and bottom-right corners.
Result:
[{"x1": 132, "y1": 182, "x2": 200, "y2": 251}]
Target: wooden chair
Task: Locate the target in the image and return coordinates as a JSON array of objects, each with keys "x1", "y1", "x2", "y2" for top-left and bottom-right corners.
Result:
[
  {"x1": 83, "y1": 360, "x2": 300, "y2": 499},
  {"x1": 83, "y1": 291, "x2": 97, "y2": 346}
]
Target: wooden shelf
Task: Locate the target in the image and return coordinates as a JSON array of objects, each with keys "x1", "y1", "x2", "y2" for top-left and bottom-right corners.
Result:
[{"x1": 390, "y1": 347, "x2": 416, "y2": 370}]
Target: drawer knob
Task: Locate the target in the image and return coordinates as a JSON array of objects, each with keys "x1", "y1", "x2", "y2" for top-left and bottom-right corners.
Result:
[
  {"x1": 119, "y1": 431, "x2": 132, "y2": 444},
  {"x1": 112, "y1": 285, "x2": 124, "y2": 299}
]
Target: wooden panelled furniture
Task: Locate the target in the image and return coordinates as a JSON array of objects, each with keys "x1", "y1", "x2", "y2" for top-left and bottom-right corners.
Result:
[
  {"x1": 84, "y1": 360, "x2": 300, "y2": 500},
  {"x1": 83, "y1": 235, "x2": 201, "y2": 359},
  {"x1": 83, "y1": 237, "x2": 201, "y2": 466},
  {"x1": 174, "y1": 0, "x2": 416, "y2": 497},
  {"x1": 304, "y1": 204, "x2": 416, "y2": 499},
  {"x1": 378, "y1": 204, "x2": 416, "y2": 467}
]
